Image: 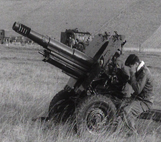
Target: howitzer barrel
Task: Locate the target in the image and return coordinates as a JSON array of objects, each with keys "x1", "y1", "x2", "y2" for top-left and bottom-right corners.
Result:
[{"x1": 12, "y1": 22, "x2": 94, "y2": 79}]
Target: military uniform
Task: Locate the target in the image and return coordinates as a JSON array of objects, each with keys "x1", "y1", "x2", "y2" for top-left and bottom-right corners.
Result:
[{"x1": 121, "y1": 60, "x2": 154, "y2": 133}]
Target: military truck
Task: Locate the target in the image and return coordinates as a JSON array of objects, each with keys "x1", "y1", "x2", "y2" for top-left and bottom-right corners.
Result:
[
  {"x1": 60, "y1": 28, "x2": 93, "y2": 52},
  {"x1": 12, "y1": 22, "x2": 161, "y2": 137}
]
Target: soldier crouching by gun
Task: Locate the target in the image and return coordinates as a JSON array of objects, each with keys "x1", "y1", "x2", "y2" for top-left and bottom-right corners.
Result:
[{"x1": 118, "y1": 54, "x2": 154, "y2": 136}]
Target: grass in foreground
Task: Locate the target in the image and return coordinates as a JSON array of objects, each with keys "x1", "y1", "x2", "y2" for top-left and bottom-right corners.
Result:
[{"x1": 0, "y1": 45, "x2": 161, "y2": 141}]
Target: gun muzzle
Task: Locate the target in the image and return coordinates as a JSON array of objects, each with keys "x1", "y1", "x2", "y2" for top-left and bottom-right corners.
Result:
[{"x1": 12, "y1": 22, "x2": 31, "y2": 36}]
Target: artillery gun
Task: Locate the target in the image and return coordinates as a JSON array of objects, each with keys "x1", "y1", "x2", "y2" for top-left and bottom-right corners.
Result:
[{"x1": 12, "y1": 22, "x2": 161, "y2": 136}]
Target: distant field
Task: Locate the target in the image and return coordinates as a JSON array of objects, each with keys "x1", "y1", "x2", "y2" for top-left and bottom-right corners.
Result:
[{"x1": 0, "y1": 44, "x2": 161, "y2": 141}]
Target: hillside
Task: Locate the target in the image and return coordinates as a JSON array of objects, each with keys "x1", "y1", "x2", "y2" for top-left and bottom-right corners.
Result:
[
  {"x1": 1, "y1": 0, "x2": 161, "y2": 48},
  {"x1": 141, "y1": 25, "x2": 161, "y2": 49},
  {"x1": 103, "y1": 0, "x2": 161, "y2": 48}
]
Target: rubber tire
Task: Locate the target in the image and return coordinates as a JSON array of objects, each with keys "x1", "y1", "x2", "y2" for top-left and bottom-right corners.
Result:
[
  {"x1": 48, "y1": 90, "x2": 75, "y2": 123},
  {"x1": 77, "y1": 43, "x2": 85, "y2": 52},
  {"x1": 76, "y1": 95, "x2": 117, "y2": 136}
]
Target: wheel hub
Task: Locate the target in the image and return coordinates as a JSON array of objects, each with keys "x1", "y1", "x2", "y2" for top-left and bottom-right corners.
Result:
[{"x1": 86, "y1": 108, "x2": 108, "y2": 134}]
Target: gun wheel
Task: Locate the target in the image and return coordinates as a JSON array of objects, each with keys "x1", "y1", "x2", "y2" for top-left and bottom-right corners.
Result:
[
  {"x1": 76, "y1": 95, "x2": 117, "y2": 136},
  {"x1": 48, "y1": 90, "x2": 75, "y2": 123}
]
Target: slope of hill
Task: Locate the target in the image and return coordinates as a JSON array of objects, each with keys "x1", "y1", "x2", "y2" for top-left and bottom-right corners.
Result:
[
  {"x1": 1, "y1": 0, "x2": 161, "y2": 48},
  {"x1": 102, "y1": 0, "x2": 161, "y2": 48},
  {"x1": 141, "y1": 25, "x2": 161, "y2": 49},
  {"x1": 1, "y1": 0, "x2": 137, "y2": 38}
]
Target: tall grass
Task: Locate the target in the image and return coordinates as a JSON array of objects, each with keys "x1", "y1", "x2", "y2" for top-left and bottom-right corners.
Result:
[{"x1": 0, "y1": 45, "x2": 161, "y2": 141}]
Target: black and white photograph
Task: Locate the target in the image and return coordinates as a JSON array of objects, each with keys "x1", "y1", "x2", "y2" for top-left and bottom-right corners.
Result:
[{"x1": 0, "y1": 0, "x2": 161, "y2": 141}]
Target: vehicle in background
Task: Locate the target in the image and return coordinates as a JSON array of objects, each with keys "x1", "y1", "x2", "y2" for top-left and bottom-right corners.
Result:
[{"x1": 60, "y1": 28, "x2": 93, "y2": 52}]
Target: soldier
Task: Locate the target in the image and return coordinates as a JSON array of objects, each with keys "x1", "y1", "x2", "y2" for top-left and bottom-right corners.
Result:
[
  {"x1": 68, "y1": 36, "x2": 75, "y2": 48},
  {"x1": 120, "y1": 54, "x2": 154, "y2": 135}
]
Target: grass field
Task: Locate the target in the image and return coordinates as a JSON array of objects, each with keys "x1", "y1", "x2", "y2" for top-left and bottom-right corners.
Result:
[
  {"x1": 0, "y1": 43, "x2": 161, "y2": 142},
  {"x1": 1, "y1": 0, "x2": 161, "y2": 141}
]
